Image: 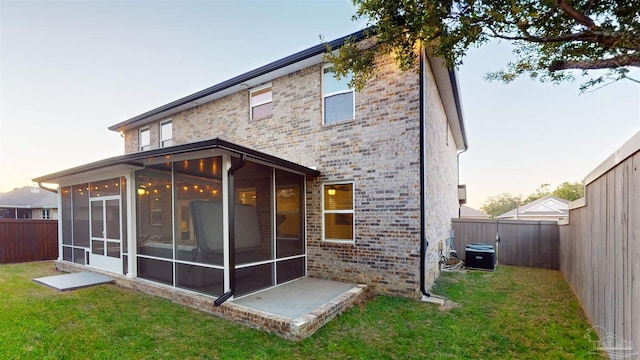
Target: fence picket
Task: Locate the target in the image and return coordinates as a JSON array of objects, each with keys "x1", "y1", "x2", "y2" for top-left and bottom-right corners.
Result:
[
  {"x1": 0, "y1": 220, "x2": 58, "y2": 263},
  {"x1": 451, "y1": 218, "x2": 560, "y2": 269}
]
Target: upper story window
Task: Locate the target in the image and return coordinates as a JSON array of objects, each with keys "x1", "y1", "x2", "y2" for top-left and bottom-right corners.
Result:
[
  {"x1": 322, "y1": 66, "x2": 354, "y2": 124},
  {"x1": 42, "y1": 209, "x2": 50, "y2": 219},
  {"x1": 160, "y1": 120, "x2": 173, "y2": 148},
  {"x1": 322, "y1": 182, "x2": 354, "y2": 242},
  {"x1": 139, "y1": 128, "x2": 151, "y2": 151},
  {"x1": 250, "y1": 84, "x2": 273, "y2": 120}
]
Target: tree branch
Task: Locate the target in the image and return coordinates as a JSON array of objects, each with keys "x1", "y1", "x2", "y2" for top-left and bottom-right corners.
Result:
[
  {"x1": 485, "y1": 25, "x2": 640, "y2": 52},
  {"x1": 486, "y1": 26, "x2": 589, "y2": 43},
  {"x1": 549, "y1": 54, "x2": 640, "y2": 71},
  {"x1": 625, "y1": 76, "x2": 640, "y2": 84},
  {"x1": 555, "y1": 0, "x2": 599, "y2": 30},
  {"x1": 584, "y1": 0, "x2": 596, "y2": 15}
]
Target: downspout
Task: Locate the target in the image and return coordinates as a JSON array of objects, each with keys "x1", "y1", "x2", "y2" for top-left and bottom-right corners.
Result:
[
  {"x1": 214, "y1": 154, "x2": 247, "y2": 306},
  {"x1": 419, "y1": 47, "x2": 446, "y2": 305}
]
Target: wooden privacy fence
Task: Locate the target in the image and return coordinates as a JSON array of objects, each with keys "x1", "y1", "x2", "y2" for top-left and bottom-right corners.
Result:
[
  {"x1": 0, "y1": 219, "x2": 58, "y2": 263},
  {"x1": 559, "y1": 132, "x2": 639, "y2": 358},
  {"x1": 451, "y1": 218, "x2": 560, "y2": 269}
]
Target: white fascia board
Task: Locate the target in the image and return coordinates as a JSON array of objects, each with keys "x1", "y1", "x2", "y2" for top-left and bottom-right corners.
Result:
[
  {"x1": 48, "y1": 164, "x2": 143, "y2": 188},
  {"x1": 423, "y1": 47, "x2": 467, "y2": 151},
  {"x1": 115, "y1": 55, "x2": 324, "y2": 132}
]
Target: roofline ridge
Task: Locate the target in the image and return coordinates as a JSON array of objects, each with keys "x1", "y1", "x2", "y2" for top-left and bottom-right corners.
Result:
[{"x1": 108, "y1": 28, "x2": 372, "y2": 132}]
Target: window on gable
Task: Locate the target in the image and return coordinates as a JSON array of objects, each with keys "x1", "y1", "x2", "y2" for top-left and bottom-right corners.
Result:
[
  {"x1": 322, "y1": 182, "x2": 354, "y2": 242},
  {"x1": 160, "y1": 120, "x2": 173, "y2": 148},
  {"x1": 250, "y1": 84, "x2": 273, "y2": 120},
  {"x1": 139, "y1": 128, "x2": 150, "y2": 151},
  {"x1": 322, "y1": 66, "x2": 354, "y2": 124}
]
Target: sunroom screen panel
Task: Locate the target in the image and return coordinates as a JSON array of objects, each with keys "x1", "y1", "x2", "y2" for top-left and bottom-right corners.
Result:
[
  {"x1": 136, "y1": 166, "x2": 174, "y2": 259},
  {"x1": 233, "y1": 160, "x2": 273, "y2": 265},
  {"x1": 275, "y1": 169, "x2": 304, "y2": 258},
  {"x1": 72, "y1": 183, "x2": 90, "y2": 248},
  {"x1": 174, "y1": 156, "x2": 223, "y2": 266}
]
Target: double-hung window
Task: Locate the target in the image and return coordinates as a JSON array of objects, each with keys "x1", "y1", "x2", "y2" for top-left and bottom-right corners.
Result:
[
  {"x1": 322, "y1": 182, "x2": 354, "y2": 242},
  {"x1": 139, "y1": 128, "x2": 151, "y2": 151},
  {"x1": 250, "y1": 84, "x2": 273, "y2": 120},
  {"x1": 322, "y1": 66, "x2": 354, "y2": 124},
  {"x1": 160, "y1": 120, "x2": 173, "y2": 147}
]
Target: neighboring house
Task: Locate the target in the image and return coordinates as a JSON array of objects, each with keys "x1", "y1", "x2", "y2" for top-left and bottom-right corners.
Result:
[
  {"x1": 460, "y1": 205, "x2": 491, "y2": 219},
  {"x1": 33, "y1": 29, "x2": 467, "y2": 303},
  {"x1": 496, "y1": 196, "x2": 569, "y2": 221},
  {"x1": 0, "y1": 186, "x2": 58, "y2": 220}
]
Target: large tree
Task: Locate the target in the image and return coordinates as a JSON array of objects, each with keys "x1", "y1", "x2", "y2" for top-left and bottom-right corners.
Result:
[
  {"x1": 523, "y1": 183, "x2": 552, "y2": 204},
  {"x1": 326, "y1": 0, "x2": 640, "y2": 91},
  {"x1": 480, "y1": 193, "x2": 522, "y2": 218},
  {"x1": 552, "y1": 181, "x2": 585, "y2": 201},
  {"x1": 523, "y1": 181, "x2": 585, "y2": 203},
  {"x1": 481, "y1": 180, "x2": 585, "y2": 217}
]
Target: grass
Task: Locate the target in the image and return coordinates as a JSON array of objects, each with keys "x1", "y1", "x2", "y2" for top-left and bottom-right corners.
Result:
[{"x1": 0, "y1": 262, "x2": 599, "y2": 359}]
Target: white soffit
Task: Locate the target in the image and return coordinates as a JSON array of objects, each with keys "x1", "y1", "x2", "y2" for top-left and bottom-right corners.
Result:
[
  {"x1": 49, "y1": 164, "x2": 143, "y2": 187},
  {"x1": 424, "y1": 47, "x2": 467, "y2": 151},
  {"x1": 117, "y1": 54, "x2": 324, "y2": 131}
]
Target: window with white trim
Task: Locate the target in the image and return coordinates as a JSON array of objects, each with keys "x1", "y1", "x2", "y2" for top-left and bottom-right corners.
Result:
[
  {"x1": 322, "y1": 182, "x2": 354, "y2": 242},
  {"x1": 139, "y1": 128, "x2": 150, "y2": 151},
  {"x1": 42, "y1": 209, "x2": 50, "y2": 219},
  {"x1": 160, "y1": 120, "x2": 173, "y2": 147},
  {"x1": 322, "y1": 66, "x2": 354, "y2": 124},
  {"x1": 250, "y1": 84, "x2": 273, "y2": 120}
]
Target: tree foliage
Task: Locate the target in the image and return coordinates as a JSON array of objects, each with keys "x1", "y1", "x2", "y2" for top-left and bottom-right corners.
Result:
[
  {"x1": 326, "y1": 0, "x2": 640, "y2": 91},
  {"x1": 551, "y1": 181, "x2": 585, "y2": 201},
  {"x1": 522, "y1": 181, "x2": 586, "y2": 204},
  {"x1": 523, "y1": 183, "x2": 552, "y2": 204},
  {"x1": 481, "y1": 193, "x2": 522, "y2": 218},
  {"x1": 481, "y1": 181, "x2": 585, "y2": 217}
]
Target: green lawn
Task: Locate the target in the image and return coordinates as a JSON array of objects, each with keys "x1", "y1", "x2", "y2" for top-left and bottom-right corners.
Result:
[{"x1": 0, "y1": 262, "x2": 599, "y2": 359}]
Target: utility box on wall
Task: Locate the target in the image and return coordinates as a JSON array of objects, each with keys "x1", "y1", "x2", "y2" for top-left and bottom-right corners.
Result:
[{"x1": 465, "y1": 243, "x2": 495, "y2": 271}]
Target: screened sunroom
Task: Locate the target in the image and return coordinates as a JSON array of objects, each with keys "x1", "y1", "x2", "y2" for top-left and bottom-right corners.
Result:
[{"x1": 34, "y1": 139, "x2": 319, "y2": 302}]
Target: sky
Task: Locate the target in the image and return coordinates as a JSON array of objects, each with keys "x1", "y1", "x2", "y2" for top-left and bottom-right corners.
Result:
[{"x1": 1, "y1": 0, "x2": 639, "y2": 209}]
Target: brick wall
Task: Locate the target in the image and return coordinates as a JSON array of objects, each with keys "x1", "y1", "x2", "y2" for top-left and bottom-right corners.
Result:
[
  {"x1": 422, "y1": 58, "x2": 461, "y2": 289},
  {"x1": 121, "y1": 52, "x2": 458, "y2": 299}
]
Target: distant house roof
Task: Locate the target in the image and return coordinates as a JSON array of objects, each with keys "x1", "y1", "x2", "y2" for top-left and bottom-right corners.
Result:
[
  {"x1": 460, "y1": 205, "x2": 491, "y2": 219},
  {"x1": 496, "y1": 196, "x2": 569, "y2": 220},
  {"x1": 0, "y1": 186, "x2": 58, "y2": 209}
]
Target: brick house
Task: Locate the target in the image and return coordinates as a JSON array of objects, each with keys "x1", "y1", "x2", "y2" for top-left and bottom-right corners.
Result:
[{"x1": 34, "y1": 29, "x2": 467, "y2": 303}]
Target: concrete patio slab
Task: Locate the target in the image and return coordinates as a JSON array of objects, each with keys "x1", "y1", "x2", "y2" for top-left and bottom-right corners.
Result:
[
  {"x1": 34, "y1": 271, "x2": 114, "y2": 291},
  {"x1": 232, "y1": 277, "x2": 359, "y2": 319},
  {"x1": 54, "y1": 261, "x2": 368, "y2": 339}
]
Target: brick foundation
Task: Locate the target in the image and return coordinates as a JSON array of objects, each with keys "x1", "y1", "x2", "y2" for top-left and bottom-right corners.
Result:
[{"x1": 54, "y1": 261, "x2": 367, "y2": 340}]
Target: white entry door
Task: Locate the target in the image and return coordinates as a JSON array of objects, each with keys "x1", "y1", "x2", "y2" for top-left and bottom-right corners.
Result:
[{"x1": 90, "y1": 197, "x2": 122, "y2": 273}]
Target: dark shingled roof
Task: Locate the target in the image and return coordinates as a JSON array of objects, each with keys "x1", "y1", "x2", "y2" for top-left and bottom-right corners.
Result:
[
  {"x1": 0, "y1": 186, "x2": 57, "y2": 208},
  {"x1": 33, "y1": 138, "x2": 320, "y2": 184}
]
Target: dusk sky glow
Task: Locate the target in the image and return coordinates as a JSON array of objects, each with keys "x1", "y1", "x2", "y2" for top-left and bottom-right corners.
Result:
[{"x1": 1, "y1": 0, "x2": 638, "y2": 208}]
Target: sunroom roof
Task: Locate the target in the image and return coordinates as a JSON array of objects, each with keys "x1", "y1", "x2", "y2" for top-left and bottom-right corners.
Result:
[{"x1": 32, "y1": 138, "x2": 320, "y2": 185}]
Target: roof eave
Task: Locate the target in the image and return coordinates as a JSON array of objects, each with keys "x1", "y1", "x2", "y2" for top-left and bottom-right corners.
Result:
[
  {"x1": 108, "y1": 28, "x2": 372, "y2": 133},
  {"x1": 32, "y1": 138, "x2": 320, "y2": 184},
  {"x1": 424, "y1": 47, "x2": 468, "y2": 151}
]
